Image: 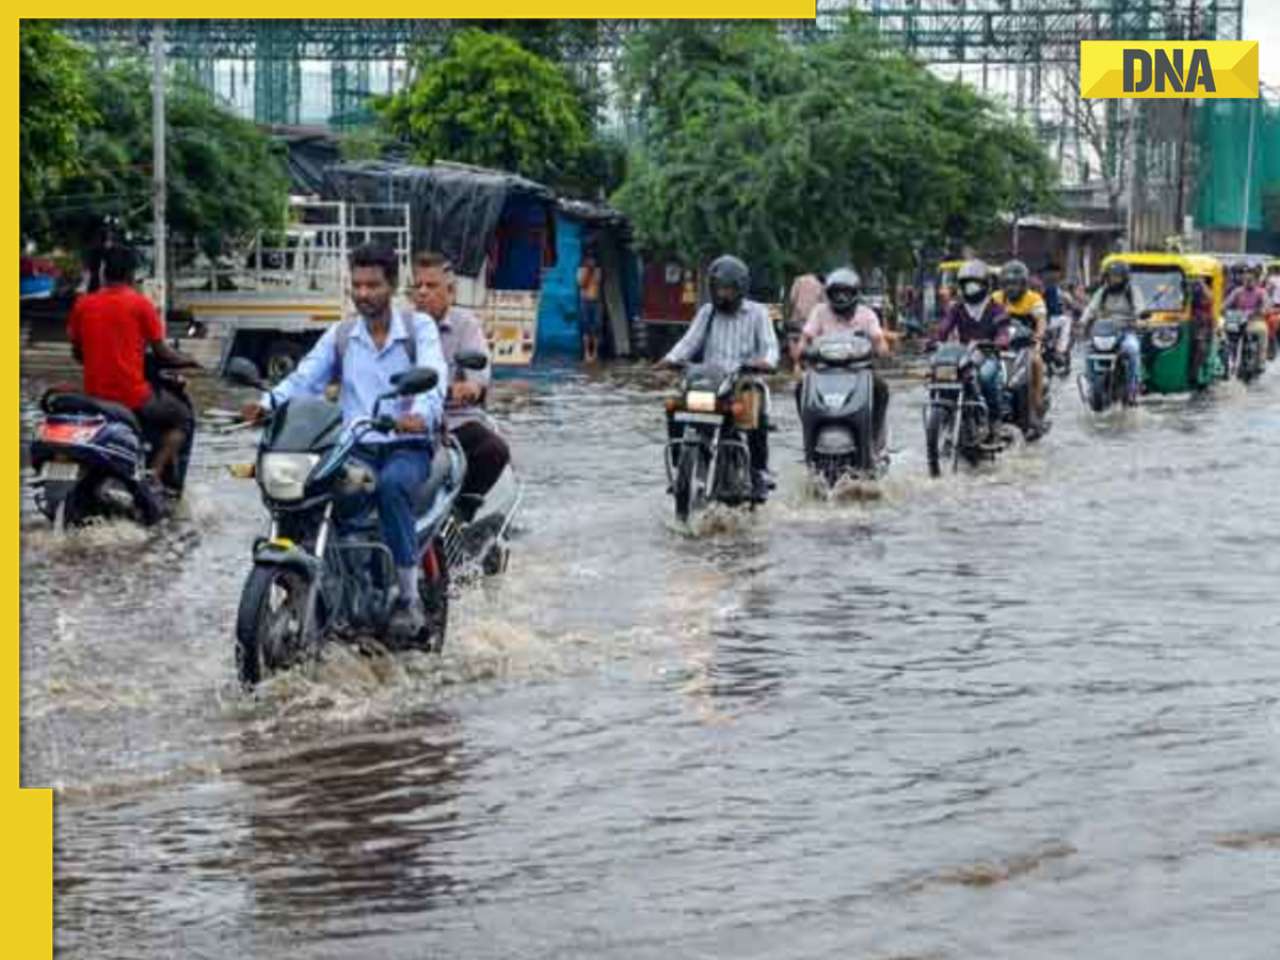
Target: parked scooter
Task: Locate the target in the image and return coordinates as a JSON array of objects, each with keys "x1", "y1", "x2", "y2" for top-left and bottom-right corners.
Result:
[
  {"x1": 797, "y1": 330, "x2": 888, "y2": 491},
  {"x1": 226, "y1": 357, "x2": 466, "y2": 688},
  {"x1": 30, "y1": 357, "x2": 196, "y2": 528}
]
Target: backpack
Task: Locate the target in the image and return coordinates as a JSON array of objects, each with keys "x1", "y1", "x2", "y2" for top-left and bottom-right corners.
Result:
[{"x1": 331, "y1": 311, "x2": 419, "y2": 384}]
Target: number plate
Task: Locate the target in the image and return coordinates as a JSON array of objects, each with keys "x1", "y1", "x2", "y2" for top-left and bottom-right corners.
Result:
[
  {"x1": 40, "y1": 461, "x2": 81, "y2": 482},
  {"x1": 674, "y1": 412, "x2": 723, "y2": 426},
  {"x1": 933, "y1": 365, "x2": 958, "y2": 382}
]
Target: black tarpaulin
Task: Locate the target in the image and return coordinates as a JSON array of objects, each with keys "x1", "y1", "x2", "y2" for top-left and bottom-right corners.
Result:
[{"x1": 321, "y1": 160, "x2": 555, "y2": 277}]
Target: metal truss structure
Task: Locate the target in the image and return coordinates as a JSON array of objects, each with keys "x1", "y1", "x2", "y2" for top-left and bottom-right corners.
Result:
[{"x1": 55, "y1": 4, "x2": 1246, "y2": 175}]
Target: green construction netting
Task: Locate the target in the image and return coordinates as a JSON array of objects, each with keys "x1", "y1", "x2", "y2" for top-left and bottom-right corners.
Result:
[{"x1": 1196, "y1": 97, "x2": 1280, "y2": 231}]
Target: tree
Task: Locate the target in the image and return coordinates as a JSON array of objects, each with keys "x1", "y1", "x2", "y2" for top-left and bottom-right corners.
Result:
[
  {"x1": 375, "y1": 29, "x2": 593, "y2": 188},
  {"x1": 37, "y1": 57, "x2": 289, "y2": 263},
  {"x1": 614, "y1": 20, "x2": 1058, "y2": 291},
  {"x1": 20, "y1": 22, "x2": 98, "y2": 241}
]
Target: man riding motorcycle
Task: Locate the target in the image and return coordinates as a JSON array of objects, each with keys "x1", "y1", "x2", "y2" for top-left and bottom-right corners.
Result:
[
  {"x1": 1080, "y1": 260, "x2": 1146, "y2": 404},
  {"x1": 934, "y1": 259, "x2": 1012, "y2": 442},
  {"x1": 992, "y1": 259, "x2": 1047, "y2": 439},
  {"x1": 411, "y1": 252, "x2": 510, "y2": 522},
  {"x1": 241, "y1": 244, "x2": 449, "y2": 636},
  {"x1": 1039, "y1": 260, "x2": 1074, "y2": 367},
  {"x1": 656, "y1": 254, "x2": 779, "y2": 503},
  {"x1": 66, "y1": 244, "x2": 200, "y2": 492},
  {"x1": 795, "y1": 267, "x2": 891, "y2": 454}
]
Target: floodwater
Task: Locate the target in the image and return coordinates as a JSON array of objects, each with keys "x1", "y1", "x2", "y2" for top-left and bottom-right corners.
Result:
[{"x1": 21, "y1": 356, "x2": 1280, "y2": 958}]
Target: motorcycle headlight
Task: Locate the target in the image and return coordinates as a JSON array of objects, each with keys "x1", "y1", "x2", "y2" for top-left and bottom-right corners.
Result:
[
  {"x1": 258, "y1": 452, "x2": 320, "y2": 501},
  {"x1": 685, "y1": 390, "x2": 718, "y2": 413},
  {"x1": 1092, "y1": 335, "x2": 1117, "y2": 352},
  {"x1": 1149, "y1": 326, "x2": 1180, "y2": 350}
]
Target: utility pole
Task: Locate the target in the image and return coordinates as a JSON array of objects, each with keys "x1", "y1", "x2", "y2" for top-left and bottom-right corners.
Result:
[
  {"x1": 152, "y1": 21, "x2": 167, "y2": 318},
  {"x1": 1240, "y1": 96, "x2": 1258, "y2": 254}
]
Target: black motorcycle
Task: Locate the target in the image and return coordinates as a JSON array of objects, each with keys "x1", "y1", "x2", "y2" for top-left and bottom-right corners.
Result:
[
  {"x1": 1221, "y1": 309, "x2": 1268, "y2": 383},
  {"x1": 30, "y1": 357, "x2": 196, "y2": 528},
  {"x1": 923, "y1": 336, "x2": 1022, "y2": 478},
  {"x1": 798, "y1": 331, "x2": 887, "y2": 491},
  {"x1": 1000, "y1": 319, "x2": 1045, "y2": 430},
  {"x1": 664, "y1": 361, "x2": 765, "y2": 523},
  {"x1": 227, "y1": 357, "x2": 474, "y2": 688},
  {"x1": 1078, "y1": 316, "x2": 1139, "y2": 413}
]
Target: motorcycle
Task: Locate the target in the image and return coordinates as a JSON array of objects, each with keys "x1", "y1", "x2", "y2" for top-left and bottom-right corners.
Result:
[
  {"x1": 226, "y1": 357, "x2": 471, "y2": 688},
  {"x1": 664, "y1": 361, "x2": 765, "y2": 524},
  {"x1": 923, "y1": 340, "x2": 1015, "y2": 477},
  {"x1": 1078, "y1": 316, "x2": 1140, "y2": 413},
  {"x1": 798, "y1": 330, "x2": 888, "y2": 491},
  {"x1": 1221, "y1": 309, "x2": 1268, "y2": 383},
  {"x1": 30, "y1": 358, "x2": 196, "y2": 528},
  {"x1": 997, "y1": 319, "x2": 1047, "y2": 430},
  {"x1": 440, "y1": 410, "x2": 522, "y2": 582}
]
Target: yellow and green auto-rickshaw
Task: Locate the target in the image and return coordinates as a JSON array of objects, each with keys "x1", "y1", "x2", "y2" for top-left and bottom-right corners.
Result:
[{"x1": 1097, "y1": 252, "x2": 1225, "y2": 396}]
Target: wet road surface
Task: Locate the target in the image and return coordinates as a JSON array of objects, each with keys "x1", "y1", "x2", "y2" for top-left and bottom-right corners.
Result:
[{"x1": 21, "y1": 358, "x2": 1280, "y2": 958}]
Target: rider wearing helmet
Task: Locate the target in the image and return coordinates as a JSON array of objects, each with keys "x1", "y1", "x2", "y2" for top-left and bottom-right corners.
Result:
[
  {"x1": 1080, "y1": 260, "x2": 1146, "y2": 404},
  {"x1": 935, "y1": 259, "x2": 1012, "y2": 439},
  {"x1": 992, "y1": 259, "x2": 1048, "y2": 439},
  {"x1": 796, "y1": 267, "x2": 891, "y2": 452},
  {"x1": 658, "y1": 254, "x2": 780, "y2": 502}
]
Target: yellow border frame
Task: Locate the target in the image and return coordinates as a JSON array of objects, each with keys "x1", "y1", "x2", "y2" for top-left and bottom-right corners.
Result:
[{"x1": 12, "y1": 9, "x2": 816, "y2": 953}]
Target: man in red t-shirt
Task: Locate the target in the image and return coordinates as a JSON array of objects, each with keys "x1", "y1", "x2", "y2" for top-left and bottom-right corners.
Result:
[{"x1": 66, "y1": 246, "x2": 197, "y2": 483}]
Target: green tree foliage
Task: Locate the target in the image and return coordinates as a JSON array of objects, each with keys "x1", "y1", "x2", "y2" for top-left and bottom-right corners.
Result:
[
  {"x1": 31, "y1": 56, "x2": 289, "y2": 262},
  {"x1": 614, "y1": 20, "x2": 1057, "y2": 289},
  {"x1": 376, "y1": 29, "x2": 593, "y2": 189},
  {"x1": 20, "y1": 22, "x2": 98, "y2": 237}
]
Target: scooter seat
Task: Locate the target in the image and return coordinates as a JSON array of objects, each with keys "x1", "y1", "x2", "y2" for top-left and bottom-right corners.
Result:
[
  {"x1": 412, "y1": 446, "x2": 454, "y2": 515},
  {"x1": 43, "y1": 393, "x2": 140, "y2": 433}
]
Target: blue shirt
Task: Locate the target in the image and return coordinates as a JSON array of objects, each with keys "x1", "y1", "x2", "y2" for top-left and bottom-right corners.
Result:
[{"x1": 265, "y1": 310, "x2": 447, "y2": 444}]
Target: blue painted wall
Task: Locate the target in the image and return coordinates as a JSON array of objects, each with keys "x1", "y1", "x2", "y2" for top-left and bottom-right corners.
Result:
[{"x1": 535, "y1": 213, "x2": 584, "y2": 358}]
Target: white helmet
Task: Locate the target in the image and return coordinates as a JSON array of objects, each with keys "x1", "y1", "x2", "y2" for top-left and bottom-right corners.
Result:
[{"x1": 824, "y1": 267, "x2": 862, "y2": 315}]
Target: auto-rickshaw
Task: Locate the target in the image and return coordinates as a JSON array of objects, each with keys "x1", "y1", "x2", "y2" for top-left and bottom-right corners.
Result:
[{"x1": 1099, "y1": 252, "x2": 1224, "y2": 395}]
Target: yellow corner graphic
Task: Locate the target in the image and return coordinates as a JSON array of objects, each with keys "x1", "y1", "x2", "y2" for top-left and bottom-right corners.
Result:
[{"x1": 1081, "y1": 40, "x2": 1259, "y2": 99}]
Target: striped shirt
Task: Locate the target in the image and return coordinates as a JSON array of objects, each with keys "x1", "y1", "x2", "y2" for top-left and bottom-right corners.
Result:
[{"x1": 663, "y1": 300, "x2": 779, "y2": 369}]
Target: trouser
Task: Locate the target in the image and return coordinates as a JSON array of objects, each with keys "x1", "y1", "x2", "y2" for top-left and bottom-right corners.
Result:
[
  {"x1": 452, "y1": 420, "x2": 510, "y2": 498},
  {"x1": 1189, "y1": 325, "x2": 1211, "y2": 386},
  {"x1": 977, "y1": 356, "x2": 1007, "y2": 424},
  {"x1": 1029, "y1": 352, "x2": 1046, "y2": 421},
  {"x1": 135, "y1": 388, "x2": 190, "y2": 444},
  {"x1": 342, "y1": 443, "x2": 431, "y2": 568},
  {"x1": 1048, "y1": 314, "x2": 1071, "y2": 354},
  {"x1": 1119, "y1": 332, "x2": 1142, "y2": 399}
]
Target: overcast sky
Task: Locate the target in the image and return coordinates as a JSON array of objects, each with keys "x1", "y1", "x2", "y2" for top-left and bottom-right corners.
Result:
[{"x1": 1247, "y1": 2, "x2": 1280, "y2": 89}]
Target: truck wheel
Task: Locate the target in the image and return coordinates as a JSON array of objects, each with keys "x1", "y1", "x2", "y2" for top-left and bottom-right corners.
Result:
[{"x1": 265, "y1": 340, "x2": 304, "y2": 384}]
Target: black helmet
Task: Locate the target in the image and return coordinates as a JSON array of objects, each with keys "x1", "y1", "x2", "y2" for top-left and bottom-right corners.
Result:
[
  {"x1": 707, "y1": 255, "x2": 749, "y2": 313},
  {"x1": 1104, "y1": 260, "x2": 1130, "y2": 290},
  {"x1": 824, "y1": 266, "x2": 862, "y2": 316},
  {"x1": 1000, "y1": 259, "x2": 1030, "y2": 301},
  {"x1": 957, "y1": 259, "x2": 991, "y2": 305}
]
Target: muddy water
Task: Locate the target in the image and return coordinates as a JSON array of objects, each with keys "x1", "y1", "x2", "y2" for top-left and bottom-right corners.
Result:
[{"x1": 21, "y1": 359, "x2": 1280, "y2": 958}]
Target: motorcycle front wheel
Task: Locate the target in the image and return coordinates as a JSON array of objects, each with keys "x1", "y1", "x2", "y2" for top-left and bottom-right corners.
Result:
[
  {"x1": 925, "y1": 404, "x2": 951, "y2": 478},
  {"x1": 673, "y1": 442, "x2": 709, "y2": 522},
  {"x1": 235, "y1": 565, "x2": 313, "y2": 688}
]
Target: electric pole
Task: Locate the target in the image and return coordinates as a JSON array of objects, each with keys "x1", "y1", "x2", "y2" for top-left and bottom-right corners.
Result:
[{"x1": 152, "y1": 21, "x2": 167, "y2": 318}]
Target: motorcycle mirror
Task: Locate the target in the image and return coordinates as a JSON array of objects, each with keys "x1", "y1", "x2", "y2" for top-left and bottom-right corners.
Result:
[
  {"x1": 454, "y1": 350, "x2": 489, "y2": 372},
  {"x1": 225, "y1": 357, "x2": 266, "y2": 390},
  {"x1": 390, "y1": 367, "x2": 440, "y2": 396}
]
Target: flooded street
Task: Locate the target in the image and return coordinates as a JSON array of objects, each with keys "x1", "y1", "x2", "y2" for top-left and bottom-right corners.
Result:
[{"x1": 22, "y1": 359, "x2": 1280, "y2": 958}]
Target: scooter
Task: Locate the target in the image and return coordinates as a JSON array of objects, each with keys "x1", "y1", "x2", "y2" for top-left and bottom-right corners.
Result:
[
  {"x1": 30, "y1": 358, "x2": 196, "y2": 528},
  {"x1": 226, "y1": 357, "x2": 469, "y2": 688},
  {"x1": 797, "y1": 330, "x2": 888, "y2": 492}
]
